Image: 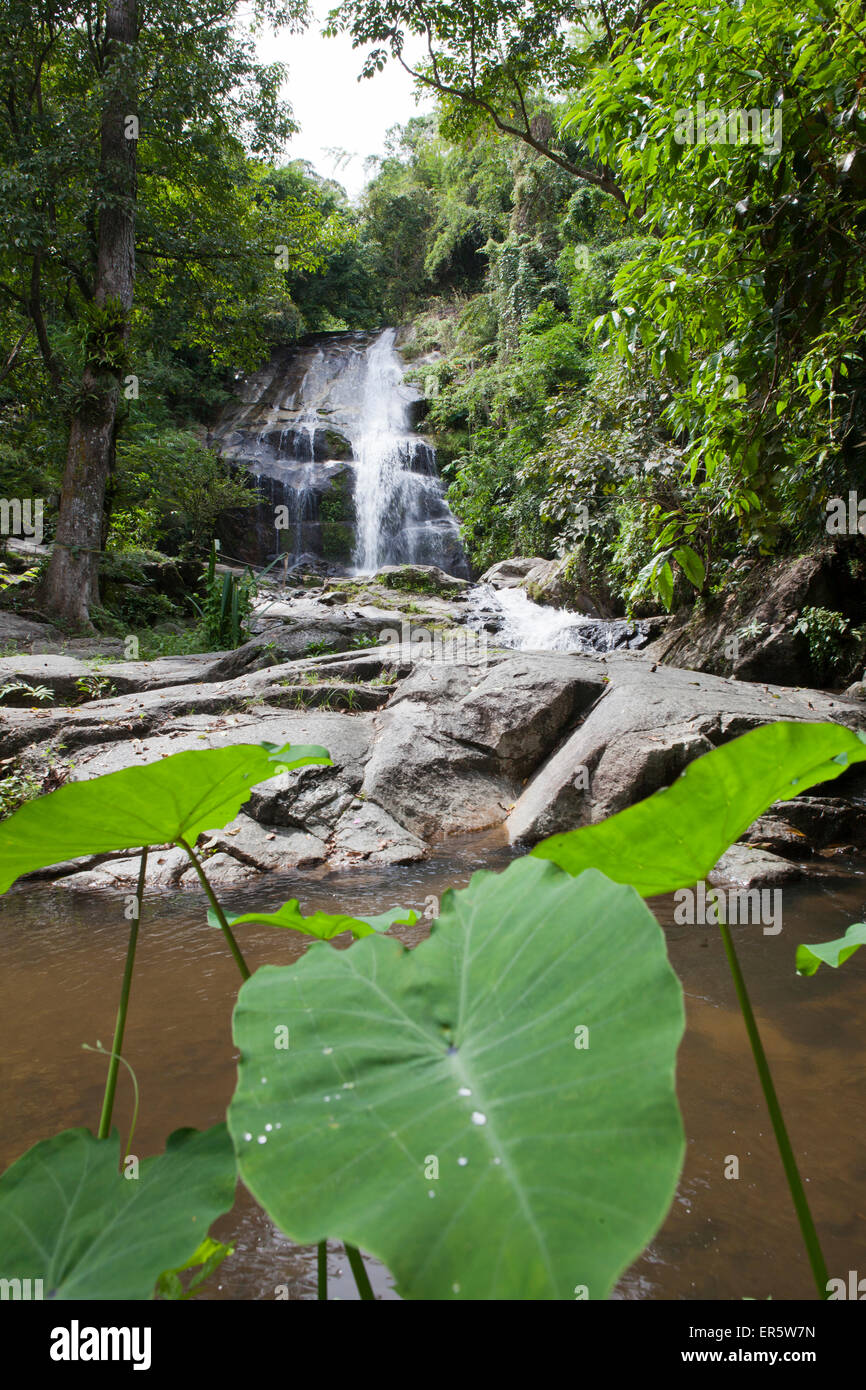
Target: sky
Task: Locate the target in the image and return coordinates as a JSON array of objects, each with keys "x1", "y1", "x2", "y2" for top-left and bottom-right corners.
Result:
[{"x1": 256, "y1": 3, "x2": 431, "y2": 200}]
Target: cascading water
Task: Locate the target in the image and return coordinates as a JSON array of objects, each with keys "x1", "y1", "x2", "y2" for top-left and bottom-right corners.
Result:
[
  {"x1": 212, "y1": 328, "x2": 467, "y2": 576},
  {"x1": 351, "y1": 329, "x2": 460, "y2": 574},
  {"x1": 465, "y1": 583, "x2": 656, "y2": 655}
]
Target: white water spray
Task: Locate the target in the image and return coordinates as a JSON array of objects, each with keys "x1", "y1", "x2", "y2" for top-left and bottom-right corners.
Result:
[{"x1": 351, "y1": 329, "x2": 459, "y2": 574}]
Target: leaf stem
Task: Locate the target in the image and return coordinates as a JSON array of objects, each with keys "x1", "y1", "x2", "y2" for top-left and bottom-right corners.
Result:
[
  {"x1": 716, "y1": 913, "x2": 829, "y2": 1298},
  {"x1": 89, "y1": 1043, "x2": 140, "y2": 1164},
  {"x1": 98, "y1": 847, "x2": 147, "y2": 1140},
  {"x1": 345, "y1": 1244, "x2": 375, "y2": 1300},
  {"x1": 178, "y1": 837, "x2": 251, "y2": 982},
  {"x1": 317, "y1": 1240, "x2": 327, "y2": 1300}
]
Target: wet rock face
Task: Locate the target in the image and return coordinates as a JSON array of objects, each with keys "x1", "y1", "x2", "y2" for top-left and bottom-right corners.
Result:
[
  {"x1": 217, "y1": 459, "x2": 357, "y2": 569},
  {"x1": 210, "y1": 329, "x2": 468, "y2": 577},
  {"x1": 645, "y1": 547, "x2": 866, "y2": 688}
]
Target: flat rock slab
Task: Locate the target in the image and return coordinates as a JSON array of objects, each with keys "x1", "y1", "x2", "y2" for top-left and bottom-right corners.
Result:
[{"x1": 0, "y1": 652, "x2": 219, "y2": 703}]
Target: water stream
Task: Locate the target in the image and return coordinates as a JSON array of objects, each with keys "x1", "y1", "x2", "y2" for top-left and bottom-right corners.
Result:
[
  {"x1": 465, "y1": 582, "x2": 656, "y2": 655},
  {"x1": 2, "y1": 843, "x2": 864, "y2": 1299}
]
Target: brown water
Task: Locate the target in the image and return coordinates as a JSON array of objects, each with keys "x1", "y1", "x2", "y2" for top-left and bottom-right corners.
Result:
[{"x1": 2, "y1": 835, "x2": 865, "y2": 1300}]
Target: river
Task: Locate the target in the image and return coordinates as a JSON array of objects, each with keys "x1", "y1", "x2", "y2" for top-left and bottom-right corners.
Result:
[{"x1": 2, "y1": 832, "x2": 864, "y2": 1299}]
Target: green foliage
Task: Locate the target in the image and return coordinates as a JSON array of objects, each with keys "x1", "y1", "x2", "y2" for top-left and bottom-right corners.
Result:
[
  {"x1": 0, "y1": 767, "x2": 44, "y2": 819},
  {"x1": 190, "y1": 546, "x2": 256, "y2": 649},
  {"x1": 0, "y1": 560, "x2": 39, "y2": 590},
  {"x1": 74, "y1": 675, "x2": 117, "y2": 703},
  {"x1": 211, "y1": 899, "x2": 418, "y2": 940},
  {"x1": 569, "y1": 0, "x2": 866, "y2": 555},
  {"x1": 133, "y1": 625, "x2": 211, "y2": 659},
  {"x1": 0, "y1": 742, "x2": 331, "y2": 893},
  {"x1": 534, "y1": 722, "x2": 866, "y2": 895},
  {"x1": 0, "y1": 750, "x2": 73, "y2": 821},
  {"x1": 328, "y1": 0, "x2": 619, "y2": 192},
  {"x1": 201, "y1": 569, "x2": 255, "y2": 650},
  {"x1": 796, "y1": 924, "x2": 866, "y2": 978},
  {"x1": 0, "y1": 679, "x2": 53, "y2": 704},
  {"x1": 110, "y1": 432, "x2": 260, "y2": 558},
  {"x1": 155, "y1": 1237, "x2": 235, "y2": 1301},
  {"x1": 76, "y1": 298, "x2": 129, "y2": 374},
  {"x1": 792, "y1": 607, "x2": 865, "y2": 683},
  {"x1": 0, "y1": 1125, "x2": 236, "y2": 1300},
  {"x1": 229, "y1": 856, "x2": 685, "y2": 1300}
]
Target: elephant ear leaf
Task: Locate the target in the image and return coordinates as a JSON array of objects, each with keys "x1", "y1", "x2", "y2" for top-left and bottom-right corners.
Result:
[
  {"x1": 229, "y1": 856, "x2": 686, "y2": 1300},
  {"x1": 210, "y1": 898, "x2": 418, "y2": 940},
  {"x1": 533, "y1": 722, "x2": 866, "y2": 897},
  {"x1": 0, "y1": 1124, "x2": 237, "y2": 1299},
  {"x1": 796, "y1": 923, "x2": 866, "y2": 977},
  {"x1": 0, "y1": 742, "x2": 331, "y2": 893}
]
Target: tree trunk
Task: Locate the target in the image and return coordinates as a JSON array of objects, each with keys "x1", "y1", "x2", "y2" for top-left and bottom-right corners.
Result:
[{"x1": 38, "y1": 0, "x2": 138, "y2": 629}]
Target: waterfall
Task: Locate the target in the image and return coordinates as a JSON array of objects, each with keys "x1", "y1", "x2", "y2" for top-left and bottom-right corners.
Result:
[
  {"x1": 213, "y1": 328, "x2": 467, "y2": 576},
  {"x1": 352, "y1": 330, "x2": 407, "y2": 572},
  {"x1": 351, "y1": 329, "x2": 459, "y2": 574}
]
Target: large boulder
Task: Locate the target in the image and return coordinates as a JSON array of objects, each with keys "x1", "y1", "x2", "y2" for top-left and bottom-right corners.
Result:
[
  {"x1": 374, "y1": 564, "x2": 469, "y2": 596},
  {"x1": 0, "y1": 612, "x2": 57, "y2": 651},
  {"x1": 524, "y1": 557, "x2": 610, "y2": 617},
  {"x1": 505, "y1": 656, "x2": 866, "y2": 844},
  {"x1": 361, "y1": 653, "x2": 606, "y2": 838},
  {"x1": 331, "y1": 799, "x2": 427, "y2": 865},
  {"x1": 478, "y1": 557, "x2": 548, "y2": 588}
]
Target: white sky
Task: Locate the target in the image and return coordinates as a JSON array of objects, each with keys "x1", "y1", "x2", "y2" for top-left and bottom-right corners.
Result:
[{"x1": 255, "y1": 2, "x2": 431, "y2": 200}]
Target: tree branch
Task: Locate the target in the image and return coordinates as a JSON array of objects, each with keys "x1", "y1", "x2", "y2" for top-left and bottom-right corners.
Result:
[
  {"x1": 395, "y1": 53, "x2": 627, "y2": 204},
  {"x1": 0, "y1": 325, "x2": 32, "y2": 386},
  {"x1": 29, "y1": 253, "x2": 62, "y2": 387}
]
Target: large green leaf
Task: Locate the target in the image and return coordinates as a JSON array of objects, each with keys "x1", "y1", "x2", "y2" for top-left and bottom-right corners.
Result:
[
  {"x1": 0, "y1": 742, "x2": 331, "y2": 893},
  {"x1": 209, "y1": 898, "x2": 419, "y2": 940},
  {"x1": 796, "y1": 923, "x2": 866, "y2": 977},
  {"x1": 533, "y1": 721, "x2": 866, "y2": 896},
  {"x1": 229, "y1": 857, "x2": 685, "y2": 1300},
  {"x1": 0, "y1": 1125, "x2": 236, "y2": 1299}
]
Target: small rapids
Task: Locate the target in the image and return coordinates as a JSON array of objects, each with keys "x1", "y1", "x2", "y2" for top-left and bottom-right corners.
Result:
[{"x1": 464, "y1": 583, "x2": 655, "y2": 655}]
